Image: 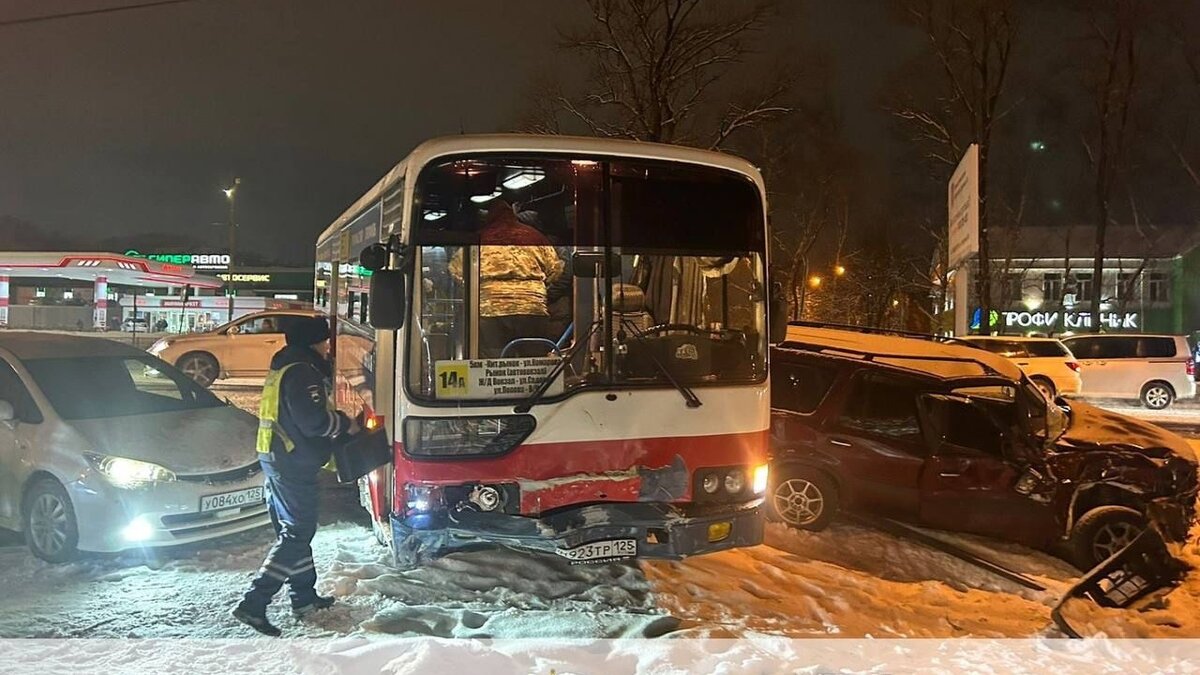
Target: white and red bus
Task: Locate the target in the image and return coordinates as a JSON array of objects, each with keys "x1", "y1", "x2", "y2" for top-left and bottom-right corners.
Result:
[{"x1": 316, "y1": 134, "x2": 771, "y2": 566}]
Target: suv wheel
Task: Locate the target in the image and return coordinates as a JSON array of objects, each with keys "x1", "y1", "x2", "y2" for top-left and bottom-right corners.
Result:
[
  {"x1": 1068, "y1": 506, "x2": 1144, "y2": 571},
  {"x1": 1140, "y1": 382, "x2": 1174, "y2": 410},
  {"x1": 178, "y1": 352, "x2": 219, "y2": 388},
  {"x1": 23, "y1": 478, "x2": 80, "y2": 564},
  {"x1": 768, "y1": 467, "x2": 838, "y2": 531},
  {"x1": 1032, "y1": 376, "x2": 1056, "y2": 400}
]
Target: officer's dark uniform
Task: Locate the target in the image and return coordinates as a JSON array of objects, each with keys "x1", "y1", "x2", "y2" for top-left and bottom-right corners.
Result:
[{"x1": 233, "y1": 317, "x2": 352, "y2": 636}]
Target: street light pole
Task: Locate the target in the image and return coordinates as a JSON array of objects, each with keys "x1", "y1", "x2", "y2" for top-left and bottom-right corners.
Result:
[{"x1": 223, "y1": 177, "x2": 240, "y2": 323}]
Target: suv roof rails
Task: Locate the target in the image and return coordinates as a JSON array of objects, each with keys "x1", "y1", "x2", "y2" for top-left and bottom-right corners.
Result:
[
  {"x1": 780, "y1": 321, "x2": 1007, "y2": 378},
  {"x1": 786, "y1": 320, "x2": 970, "y2": 346}
]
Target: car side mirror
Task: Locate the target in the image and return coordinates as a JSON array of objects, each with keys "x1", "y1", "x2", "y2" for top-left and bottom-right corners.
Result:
[
  {"x1": 369, "y1": 270, "x2": 407, "y2": 330},
  {"x1": 0, "y1": 399, "x2": 15, "y2": 424}
]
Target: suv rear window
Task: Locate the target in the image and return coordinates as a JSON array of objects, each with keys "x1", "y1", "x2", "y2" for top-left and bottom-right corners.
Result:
[
  {"x1": 771, "y1": 359, "x2": 838, "y2": 414},
  {"x1": 1024, "y1": 340, "x2": 1069, "y2": 357}
]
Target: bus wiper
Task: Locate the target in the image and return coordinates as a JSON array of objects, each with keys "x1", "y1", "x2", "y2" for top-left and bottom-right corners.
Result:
[
  {"x1": 620, "y1": 320, "x2": 702, "y2": 409},
  {"x1": 513, "y1": 321, "x2": 601, "y2": 414}
]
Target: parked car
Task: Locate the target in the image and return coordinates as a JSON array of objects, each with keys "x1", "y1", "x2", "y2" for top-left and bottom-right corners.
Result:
[
  {"x1": 0, "y1": 332, "x2": 270, "y2": 562},
  {"x1": 1060, "y1": 334, "x2": 1197, "y2": 410},
  {"x1": 148, "y1": 309, "x2": 318, "y2": 387},
  {"x1": 958, "y1": 336, "x2": 1082, "y2": 398},
  {"x1": 770, "y1": 324, "x2": 1198, "y2": 570},
  {"x1": 121, "y1": 317, "x2": 150, "y2": 332}
]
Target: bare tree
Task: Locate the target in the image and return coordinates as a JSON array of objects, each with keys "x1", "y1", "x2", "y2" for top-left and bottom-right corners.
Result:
[
  {"x1": 887, "y1": 0, "x2": 1020, "y2": 333},
  {"x1": 1076, "y1": 0, "x2": 1148, "y2": 331},
  {"x1": 523, "y1": 0, "x2": 792, "y2": 149}
]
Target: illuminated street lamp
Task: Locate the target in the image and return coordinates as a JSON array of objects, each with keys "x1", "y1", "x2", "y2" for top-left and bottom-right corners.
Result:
[
  {"x1": 808, "y1": 275, "x2": 823, "y2": 289},
  {"x1": 833, "y1": 264, "x2": 846, "y2": 277},
  {"x1": 223, "y1": 177, "x2": 240, "y2": 322}
]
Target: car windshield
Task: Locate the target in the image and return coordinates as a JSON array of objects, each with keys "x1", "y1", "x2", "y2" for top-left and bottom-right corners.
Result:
[{"x1": 24, "y1": 354, "x2": 224, "y2": 420}]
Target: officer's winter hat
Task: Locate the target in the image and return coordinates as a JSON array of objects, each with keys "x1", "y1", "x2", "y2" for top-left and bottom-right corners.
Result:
[{"x1": 285, "y1": 316, "x2": 331, "y2": 347}]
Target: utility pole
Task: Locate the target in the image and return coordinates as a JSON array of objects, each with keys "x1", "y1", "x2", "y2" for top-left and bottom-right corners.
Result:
[{"x1": 223, "y1": 177, "x2": 240, "y2": 323}]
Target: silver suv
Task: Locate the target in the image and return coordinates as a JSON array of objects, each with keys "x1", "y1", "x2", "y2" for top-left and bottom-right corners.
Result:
[{"x1": 1060, "y1": 334, "x2": 1197, "y2": 410}]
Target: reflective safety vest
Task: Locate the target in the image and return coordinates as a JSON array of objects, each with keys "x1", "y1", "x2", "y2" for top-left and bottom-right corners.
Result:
[{"x1": 257, "y1": 363, "x2": 302, "y2": 454}]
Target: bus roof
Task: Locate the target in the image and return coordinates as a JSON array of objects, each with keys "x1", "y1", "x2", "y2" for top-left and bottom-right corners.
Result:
[{"x1": 317, "y1": 134, "x2": 765, "y2": 247}]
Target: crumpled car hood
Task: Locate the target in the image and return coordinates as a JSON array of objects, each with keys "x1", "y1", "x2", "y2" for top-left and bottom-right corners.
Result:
[{"x1": 1057, "y1": 400, "x2": 1196, "y2": 463}]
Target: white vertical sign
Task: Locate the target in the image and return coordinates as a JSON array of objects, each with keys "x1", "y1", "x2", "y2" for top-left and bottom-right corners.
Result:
[{"x1": 947, "y1": 144, "x2": 979, "y2": 269}]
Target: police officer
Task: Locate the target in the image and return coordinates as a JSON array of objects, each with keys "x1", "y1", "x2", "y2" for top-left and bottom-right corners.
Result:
[{"x1": 232, "y1": 316, "x2": 358, "y2": 636}]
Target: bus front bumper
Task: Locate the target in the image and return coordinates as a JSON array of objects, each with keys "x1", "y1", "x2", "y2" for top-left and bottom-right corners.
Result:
[{"x1": 390, "y1": 500, "x2": 764, "y2": 566}]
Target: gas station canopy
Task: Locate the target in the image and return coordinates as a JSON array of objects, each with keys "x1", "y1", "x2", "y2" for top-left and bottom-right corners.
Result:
[{"x1": 0, "y1": 252, "x2": 224, "y2": 290}]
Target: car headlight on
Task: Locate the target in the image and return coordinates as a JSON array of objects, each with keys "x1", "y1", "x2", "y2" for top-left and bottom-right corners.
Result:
[
  {"x1": 752, "y1": 464, "x2": 769, "y2": 495},
  {"x1": 403, "y1": 416, "x2": 536, "y2": 458},
  {"x1": 702, "y1": 474, "x2": 721, "y2": 494},
  {"x1": 85, "y1": 453, "x2": 176, "y2": 488},
  {"x1": 148, "y1": 339, "x2": 171, "y2": 355}
]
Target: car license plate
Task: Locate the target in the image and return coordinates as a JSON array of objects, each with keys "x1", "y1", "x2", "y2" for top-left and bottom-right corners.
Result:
[
  {"x1": 200, "y1": 487, "x2": 264, "y2": 513},
  {"x1": 555, "y1": 538, "x2": 637, "y2": 564}
]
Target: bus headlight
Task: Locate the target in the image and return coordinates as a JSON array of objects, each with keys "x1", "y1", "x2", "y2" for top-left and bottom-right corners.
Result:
[
  {"x1": 724, "y1": 470, "x2": 745, "y2": 494},
  {"x1": 403, "y1": 415, "x2": 536, "y2": 458},
  {"x1": 702, "y1": 474, "x2": 720, "y2": 494}
]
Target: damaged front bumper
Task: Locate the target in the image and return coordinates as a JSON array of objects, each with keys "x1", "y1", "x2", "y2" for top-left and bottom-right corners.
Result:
[{"x1": 390, "y1": 500, "x2": 764, "y2": 566}]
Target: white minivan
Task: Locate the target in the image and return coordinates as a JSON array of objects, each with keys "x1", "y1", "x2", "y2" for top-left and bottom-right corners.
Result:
[{"x1": 1060, "y1": 334, "x2": 1197, "y2": 410}]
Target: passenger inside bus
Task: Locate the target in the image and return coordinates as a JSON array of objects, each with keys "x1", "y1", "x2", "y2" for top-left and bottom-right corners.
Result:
[{"x1": 449, "y1": 200, "x2": 565, "y2": 358}]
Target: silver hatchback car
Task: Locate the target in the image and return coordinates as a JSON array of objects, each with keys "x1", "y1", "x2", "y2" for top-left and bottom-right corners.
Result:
[{"x1": 0, "y1": 333, "x2": 270, "y2": 562}]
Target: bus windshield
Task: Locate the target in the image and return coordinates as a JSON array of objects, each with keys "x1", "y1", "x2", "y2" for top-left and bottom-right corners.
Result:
[{"x1": 407, "y1": 154, "x2": 767, "y2": 404}]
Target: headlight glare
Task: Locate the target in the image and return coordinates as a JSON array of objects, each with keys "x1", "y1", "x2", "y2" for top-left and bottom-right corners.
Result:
[
  {"x1": 86, "y1": 453, "x2": 176, "y2": 488},
  {"x1": 752, "y1": 464, "x2": 769, "y2": 495}
]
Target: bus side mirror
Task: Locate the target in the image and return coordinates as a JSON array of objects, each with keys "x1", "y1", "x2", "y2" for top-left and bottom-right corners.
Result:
[
  {"x1": 768, "y1": 281, "x2": 788, "y2": 344},
  {"x1": 369, "y1": 270, "x2": 407, "y2": 330}
]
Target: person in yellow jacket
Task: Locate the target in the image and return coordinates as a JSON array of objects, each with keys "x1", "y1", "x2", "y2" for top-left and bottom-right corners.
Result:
[
  {"x1": 232, "y1": 317, "x2": 358, "y2": 636},
  {"x1": 450, "y1": 200, "x2": 564, "y2": 357}
]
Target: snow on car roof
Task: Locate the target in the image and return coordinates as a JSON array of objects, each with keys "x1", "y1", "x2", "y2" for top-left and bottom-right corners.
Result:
[
  {"x1": 781, "y1": 325, "x2": 1024, "y2": 381},
  {"x1": 959, "y1": 335, "x2": 1063, "y2": 343},
  {"x1": 0, "y1": 332, "x2": 141, "y2": 361}
]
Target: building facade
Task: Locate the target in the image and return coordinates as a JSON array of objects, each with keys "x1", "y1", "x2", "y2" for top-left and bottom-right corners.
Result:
[{"x1": 942, "y1": 226, "x2": 1200, "y2": 338}]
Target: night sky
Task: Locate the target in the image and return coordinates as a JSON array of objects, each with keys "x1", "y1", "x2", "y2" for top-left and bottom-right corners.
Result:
[{"x1": 0, "y1": 0, "x2": 912, "y2": 264}]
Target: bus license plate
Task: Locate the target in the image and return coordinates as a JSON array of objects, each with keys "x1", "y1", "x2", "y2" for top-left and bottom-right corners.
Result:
[
  {"x1": 200, "y1": 487, "x2": 264, "y2": 513},
  {"x1": 555, "y1": 539, "x2": 637, "y2": 564}
]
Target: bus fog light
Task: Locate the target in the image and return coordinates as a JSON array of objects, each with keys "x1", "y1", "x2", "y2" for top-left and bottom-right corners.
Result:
[
  {"x1": 702, "y1": 474, "x2": 720, "y2": 494},
  {"x1": 122, "y1": 516, "x2": 154, "y2": 542},
  {"x1": 707, "y1": 521, "x2": 732, "y2": 542},
  {"x1": 724, "y1": 470, "x2": 745, "y2": 494},
  {"x1": 752, "y1": 464, "x2": 769, "y2": 495}
]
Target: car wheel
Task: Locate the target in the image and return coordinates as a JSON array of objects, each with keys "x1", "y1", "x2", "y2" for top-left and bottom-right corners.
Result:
[
  {"x1": 768, "y1": 466, "x2": 838, "y2": 531},
  {"x1": 178, "y1": 352, "x2": 219, "y2": 388},
  {"x1": 1032, "y1": 376, "x2": 1057, "y2": 400},
  {"x1": 1140, "y1": 382, "x2": 1174, "y2": 410},
  {"x1": 23, "y1": 478, "x2": 80, "y2": 564},
  {"x1": 1068, "y1": 506, "x2": 1145, "y2": 571}
]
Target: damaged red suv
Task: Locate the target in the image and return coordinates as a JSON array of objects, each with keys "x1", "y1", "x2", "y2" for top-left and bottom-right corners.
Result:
[{"x1": 769, "y1": 324, "x2": 1198, "y2": 570}]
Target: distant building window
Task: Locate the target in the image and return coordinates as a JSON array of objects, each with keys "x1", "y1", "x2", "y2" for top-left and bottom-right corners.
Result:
[
  {"x1": 1003, "y1": 273, "x2": 1024, "y2": 303},
  {"x1": 1147, "y1": 272, "x2": 1170, "y2": 303},
  {"x1": 1074, "y1": 273, "x2": 1093, "y2": 304},
  {"x1": 1116, "y1": 272, "x2": 1139, "y2": 302},
  {"x1": 35, "y1": 288, "x2": 46, "y2": 298},
  {"x1": 1042, "y1": 273, "x2": 1063, "y2": 304}
]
